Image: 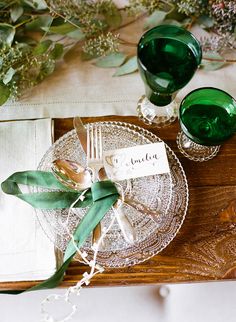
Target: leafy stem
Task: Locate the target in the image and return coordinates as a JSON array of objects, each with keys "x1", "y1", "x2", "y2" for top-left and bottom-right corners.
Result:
[
  {"x1": 14, "y1": 18, "x2": 34, "y2": 29},
  {"x1": 0, "y1": 0, "x2": 235, "y2": 106},
  {"x1": 2, "y1": 0, "x2": 16, "y2": 10},
  {"x1": 46, "y1": 4, "x2": 81, "y2": 29}
]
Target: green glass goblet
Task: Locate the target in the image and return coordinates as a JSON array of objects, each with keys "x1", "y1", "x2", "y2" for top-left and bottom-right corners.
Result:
[
  {"x1": 137, "y1": 25, "x2": 202, "y2": 127},
  {"x1": 177, "y1": 87, "x2": 236, "y2": 162}
]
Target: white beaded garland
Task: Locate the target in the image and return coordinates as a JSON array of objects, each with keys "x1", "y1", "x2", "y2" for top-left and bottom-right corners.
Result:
[{"x1": 41, "y1": 193, "x2": 117, "y2": 322}]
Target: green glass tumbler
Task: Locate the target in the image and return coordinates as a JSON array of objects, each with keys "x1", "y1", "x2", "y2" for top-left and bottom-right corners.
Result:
[
  {"x1": 137, "y1": 25, "x2": 202, "y2": 127},
  {"x1": 177, "y1": 87, "x2": 236, "y2": 161}
]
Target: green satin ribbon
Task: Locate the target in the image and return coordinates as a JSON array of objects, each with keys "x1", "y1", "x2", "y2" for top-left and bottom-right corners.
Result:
[
  {"x1": 1, "y1": 171, "x2": 93, "y2": 209},
  {"x1": 1, "y1": 171, "x2": 119, "y2": 293}
]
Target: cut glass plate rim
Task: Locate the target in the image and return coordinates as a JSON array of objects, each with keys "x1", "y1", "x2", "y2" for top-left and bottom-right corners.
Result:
[{"x1": 37, "y1": 121, "x2": 189, "y2": 267}]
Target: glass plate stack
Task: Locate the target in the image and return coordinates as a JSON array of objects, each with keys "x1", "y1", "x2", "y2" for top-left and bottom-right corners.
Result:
[{"x1": 37, "y1": 122, "x2": 188, "y2": 267}]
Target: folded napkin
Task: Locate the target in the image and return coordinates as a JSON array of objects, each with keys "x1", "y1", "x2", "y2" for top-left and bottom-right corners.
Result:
[{"x1": 0, "y1": 119, "x2": 56, "y2": 282}]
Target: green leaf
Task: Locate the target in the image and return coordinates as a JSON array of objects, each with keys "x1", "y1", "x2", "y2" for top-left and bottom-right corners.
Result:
[
  {"x1": 113, "y1": 56, "x2": 138, "y2": 77},
  {"x1": 104, "y1": 7, "x2": 122, "y2": 29},
  {"x1": 81, "y1": 51, "x2": 101, "y2": 61},
  {"x1": 38, "y1": 59, "x2": 55, "y2": 80},
  {"x1": 43, "y1": 22, "x2": 84, "y2": 40},
  {"x1": 25, "y1": 15, "x2": 53, "y2": 31},
  {"x1": 43, "y1": 22, "x2": 77, "y2": 34},
  {"x1": 94, "y1": 52, "x2": 127, "y2": 68},
  {"x1": 0, "y1": 23, "x2": 15, "y2": 45},
  {"x1": 44, "y1": 23, "x2": 75, "y2": 34},
  {"x1": 67, "y1": 28, "x2": 84, "y2": 40},
  {"x1": 50, "y1": 43, "x2": 64, "y2": 60},
  {"x1": 23, "y1": 0, "x2": 47, "y2": 10},
  {"x1": 10, "y1": 5, "x2": 24, "y2": 23},
  {"x1": 197, "y1": 15, "x2": 214, "y2": 29},
  {"x1": 33, "y1": 39, "x2": 52, "y2": 55},
  {"x1": 43, "y1": 60, "x2": 55, "y2": 75},
  {"x1": 165, "y1": 7, "x2": 186, "y2": 21},
  {"x1": 3, "y1": 67, "x2": 16, "y2": 85},
  {"x1": 201, "y1": 52, "x2": 226, "y2": 71},
  {"x1": 160, "y1": 19, "x2": 182, "y2": 27},
  {"x1": 144, "y1": 10, "x2": 167, "y2": 30},
  {"x1": 16, "y1": 42, "x2": 32, "y2": 54},
  {"x1": 0, "y1": 82, "x2": 10, "y2": 105}
]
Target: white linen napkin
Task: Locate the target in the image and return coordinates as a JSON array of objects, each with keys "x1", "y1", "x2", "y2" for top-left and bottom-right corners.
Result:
[{"x1": 0, "y1": 119, "x2": 56, "y2": 282}]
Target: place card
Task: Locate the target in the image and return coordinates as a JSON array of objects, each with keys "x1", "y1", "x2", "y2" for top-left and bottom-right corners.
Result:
[{"x1": 103, "y1": 142, "x2": 170, "y2": 181}]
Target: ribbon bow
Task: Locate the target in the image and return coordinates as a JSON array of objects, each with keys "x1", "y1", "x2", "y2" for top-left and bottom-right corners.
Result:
[{"x1": 1, "y1": 170, "x2": 119, "y2": 292}]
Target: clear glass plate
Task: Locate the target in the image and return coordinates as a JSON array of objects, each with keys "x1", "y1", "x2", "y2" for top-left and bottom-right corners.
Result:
[{"x1": 37, "y1": 121, "x2": 188, "y2": 267}]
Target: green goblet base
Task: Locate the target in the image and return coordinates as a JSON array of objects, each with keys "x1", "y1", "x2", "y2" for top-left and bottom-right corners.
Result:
[
  {"x1": 176, "y1": 131, "x2": 220, "y2": 162},
  {"x1": 137, "y1": 95, "x2": 178, "y2": 127}
]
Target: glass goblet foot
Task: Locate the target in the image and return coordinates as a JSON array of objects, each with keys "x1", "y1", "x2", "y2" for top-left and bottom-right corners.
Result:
[
  {"x1": 176, "y1": 131, "x2": 220, "y2": 162},
  {"x1": 137, "y1": 95, "x2": 178, "y2": 127}
]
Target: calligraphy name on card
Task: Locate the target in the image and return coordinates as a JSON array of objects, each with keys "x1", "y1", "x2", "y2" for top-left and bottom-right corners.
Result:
[{"x1": 103, "y1": 142, "x2": 170, "y2": 181}]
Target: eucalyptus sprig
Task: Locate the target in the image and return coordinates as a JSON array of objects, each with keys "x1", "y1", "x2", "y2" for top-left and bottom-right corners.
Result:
[{"x1": 0, "y1": 0, "x2": 235, "y2": 106}]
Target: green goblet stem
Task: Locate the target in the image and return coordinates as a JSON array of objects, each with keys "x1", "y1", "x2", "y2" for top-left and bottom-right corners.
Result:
[{"x1": 145, "y1": 86, "x2": 177, "y2": 106}]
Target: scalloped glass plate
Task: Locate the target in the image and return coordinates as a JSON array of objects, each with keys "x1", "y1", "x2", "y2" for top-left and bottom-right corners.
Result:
[{"x1": 37, "y1": 121, "x2": 188, "y2": 267}]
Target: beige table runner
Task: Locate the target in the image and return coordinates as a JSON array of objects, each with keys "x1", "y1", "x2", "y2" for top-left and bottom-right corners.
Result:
[{"x1": 0, "y1": 21, "x2": 235, "y2": 121}]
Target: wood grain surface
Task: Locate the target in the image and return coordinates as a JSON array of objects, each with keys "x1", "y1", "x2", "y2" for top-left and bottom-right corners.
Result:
[{"x1": 2, "y1": 115, "x2": 236, "y2": 291}]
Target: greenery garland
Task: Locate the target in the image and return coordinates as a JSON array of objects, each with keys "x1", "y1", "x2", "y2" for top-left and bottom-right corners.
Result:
[{"x1": 0, "y1": 0, "x2": 235, "y2": 106}]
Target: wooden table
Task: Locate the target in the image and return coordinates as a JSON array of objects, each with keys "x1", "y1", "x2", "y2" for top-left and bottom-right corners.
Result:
[{"x1": 2, "y1": 115, "x2": 236, "y2": 291}]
